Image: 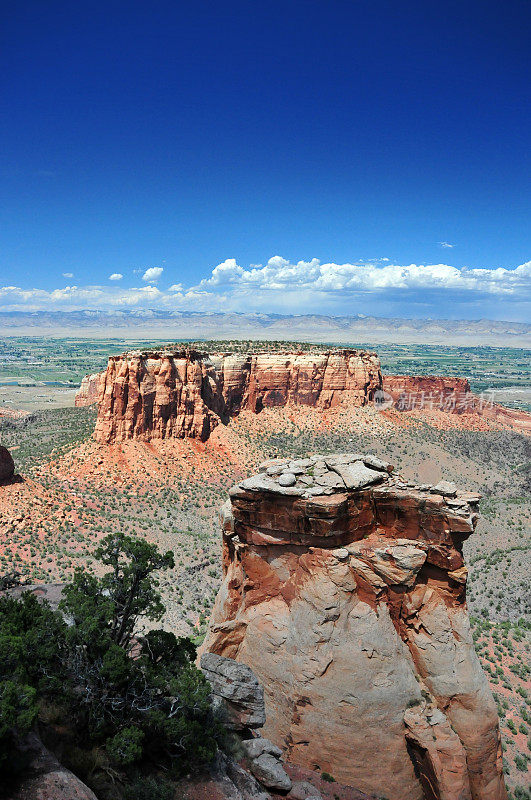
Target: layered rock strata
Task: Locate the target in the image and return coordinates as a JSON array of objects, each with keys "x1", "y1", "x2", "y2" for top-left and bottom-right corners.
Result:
[
  {"x1": 382, "y1": 374, "x2": 531, "y2": 433},
  {"x1": 382, "y1": 375, "x2": 471, "y2": 411},
  {"x1": 201, "y1": 454, "x2": 507, "y2": 800},
  {"x1": 93, "y1": 349, "x2": 382, "y2": 443},
  {"x1": 82, "y1": 350, "x2": 531, "y2": 442}
]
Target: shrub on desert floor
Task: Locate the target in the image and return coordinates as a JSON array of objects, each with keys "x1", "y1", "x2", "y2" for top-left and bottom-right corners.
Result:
[{"x1": 0, "y1": 533, "x2": 223, "y2": 797}]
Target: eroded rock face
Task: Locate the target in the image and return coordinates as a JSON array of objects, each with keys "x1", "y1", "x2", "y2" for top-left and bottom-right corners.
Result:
[
  {"x1": 201, "y1": 651, "x2": 266, "y2": 730},
  {"x1": 383, "y1": 375, "x2": 471, "y2": 412},
  {"x1": 200, "y1": 652, "x2": 291, "y2": 795},
  {"x1": 74, "y1": 372, "x2": 103, "y2": 406},
  {"x1": 201, "y1": 454, "x2": 507, "y2": 800},
  {"x1": 94, "y1": 349, "x2": 382, "y2": 443},
  {"x1": 383, "y1": 375, "x2": 531, "y2": 433}
]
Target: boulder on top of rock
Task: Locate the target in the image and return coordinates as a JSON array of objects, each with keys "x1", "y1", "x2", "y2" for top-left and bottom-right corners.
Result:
[
  {"x1": 329, "y1": 460, "x2": 384, "y2": 490},
  {"x1": 431, "y1": 480, "x2": 457, "y2": 497},
  {"x1": 241, "y1": 737, "x2": 283, "y2": 760},
  {"x1": 361, "y1": 454, "x2": 394, "y2": 473},
  {"x1": 278, "y1": 472, "x2": 297, "y2": 487}
]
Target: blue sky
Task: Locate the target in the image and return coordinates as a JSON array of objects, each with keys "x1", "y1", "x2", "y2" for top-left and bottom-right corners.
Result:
[{"x1": 0, "y1": 0, "x2": 529, "y2": 320}]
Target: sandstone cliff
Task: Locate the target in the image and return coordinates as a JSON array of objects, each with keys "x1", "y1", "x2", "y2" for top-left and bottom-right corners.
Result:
[
  {"x1": 382, "y1": 375, "x2": 471, "y2": 410},
  {"x1": 382, "y1": 374, "x2": 531, "y2": 433},
  {"x1": 93, "y1": 349, "x2": 382, "y2": 443},
  {"x1": 201, "y1": 455, "x2": 507, "y2": 800},
  {"x1": 82, "y1": 349, "x2": 531, "y2": 443},
  {"x1": 74, "y1": 372, "x2": 103, "y2": 406}
]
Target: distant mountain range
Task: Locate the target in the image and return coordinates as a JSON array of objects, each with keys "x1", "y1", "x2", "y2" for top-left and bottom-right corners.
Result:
[{"x1": 0, "y1": 310, "x2": 529, "y2": 347}]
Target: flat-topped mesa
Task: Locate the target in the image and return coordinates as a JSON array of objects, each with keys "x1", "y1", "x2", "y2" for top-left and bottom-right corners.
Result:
[
  {"x1": 93, "y1": 348, "x2": 382, "y2": 443},
  {"x1": 202, "y1": 454, "x2": 507, "y2": 800}
]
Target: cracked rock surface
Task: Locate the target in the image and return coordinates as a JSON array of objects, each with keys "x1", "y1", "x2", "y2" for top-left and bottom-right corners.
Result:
[{"x1": 201, "y1": 453, "x2": 507, "y2": 800}]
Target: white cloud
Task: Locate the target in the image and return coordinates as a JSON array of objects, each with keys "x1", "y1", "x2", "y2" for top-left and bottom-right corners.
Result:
[
  {"x1": 62, "y1": 272, "x2": 74, "y2": 278},
  {"x1": 194, "y1": 257, "x2": 531, "y2": 298},
  {"x1": 109, "y1": 273, "x2": 123, "y2": 281},
  {"x1": 438, "y1": 242, "x2": 454, "y2": 248},
  {"x1": 0, "y1": 283, "x2": 224, "y2": 313},
  {"x1": 142, "y1": 266, "x2": 163, "y2": 282},
  {"x1": 0, "y1": 258, "x2": 529, "y2": 317}
]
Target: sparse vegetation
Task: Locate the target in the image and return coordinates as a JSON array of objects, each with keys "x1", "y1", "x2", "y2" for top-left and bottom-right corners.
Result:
[{"x1": 0, "y1": 337, "x2": 529, "y2": 794}]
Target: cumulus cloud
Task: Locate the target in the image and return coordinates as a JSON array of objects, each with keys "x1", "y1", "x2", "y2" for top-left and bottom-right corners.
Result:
[
  {"x1": 195, "y1": 256, "x2": 531, "y2": 297},
  {"x1": 109, "y1": 273, "x2": 123, "y2": 281},
  {"x1": 142, "y1": 266, "x2": 163, "y2": 282},
  {"x1": 0, "y1": 283, "x2": 224, "y2": 313},
  {"x1": 1, "y1": 257, "x2": 529, "y2": 317},
  {"x1": 438, "y1": 242, "x2": 454, "y2": 248},
  {"x1": 62, "y1": 272, "x2": 74, "y2": 278}
]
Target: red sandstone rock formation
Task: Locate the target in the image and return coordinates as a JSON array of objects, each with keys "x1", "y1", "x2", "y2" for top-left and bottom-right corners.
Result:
[
  {"x1": 74, "y1": 372, "x2": 103, "y2": 407},
  {"x1": 383, "y1": 375, "x2": 471, "y2": 410},
  {"x1": 382, "y1": 374, "x2": 531, "y2": 433},
  {"x1": 201, "y1": 455, "x2": 507, "y2": 800},
  {"x1": 94, "y1": 349, "x2": 382, "y2": 443},
  {"x1": 84, "y1": 351, "x2": 530, "y2": 443}
]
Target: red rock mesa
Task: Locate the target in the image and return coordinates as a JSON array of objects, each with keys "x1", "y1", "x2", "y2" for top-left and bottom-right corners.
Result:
[
  {"x1": 382, "y1": 375, "x2": 471, "y2": 410},
  {"x1": 79, "y1": 349, "x2": 531, "y2": 440},
  {"x1": 382, "y1": 374, "x2": 531, "y2": 433},
  {"x1": 201, "y1": 454, "x2": 507, "y2": 800},
  {"x1": 93, "y1": 349, "x2": 382, "y2": 443}
]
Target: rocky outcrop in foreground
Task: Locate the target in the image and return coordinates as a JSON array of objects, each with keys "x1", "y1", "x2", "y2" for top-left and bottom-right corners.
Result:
[
  {"x1": 201, "y1": 652, "x2": 292, "y2": 795},
  {"x1": 93, "y1": 349, "x2": 382, "y2": 443},
  {"x1": 201, "y1": 454, "x2": 507, "y2": 800}
]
